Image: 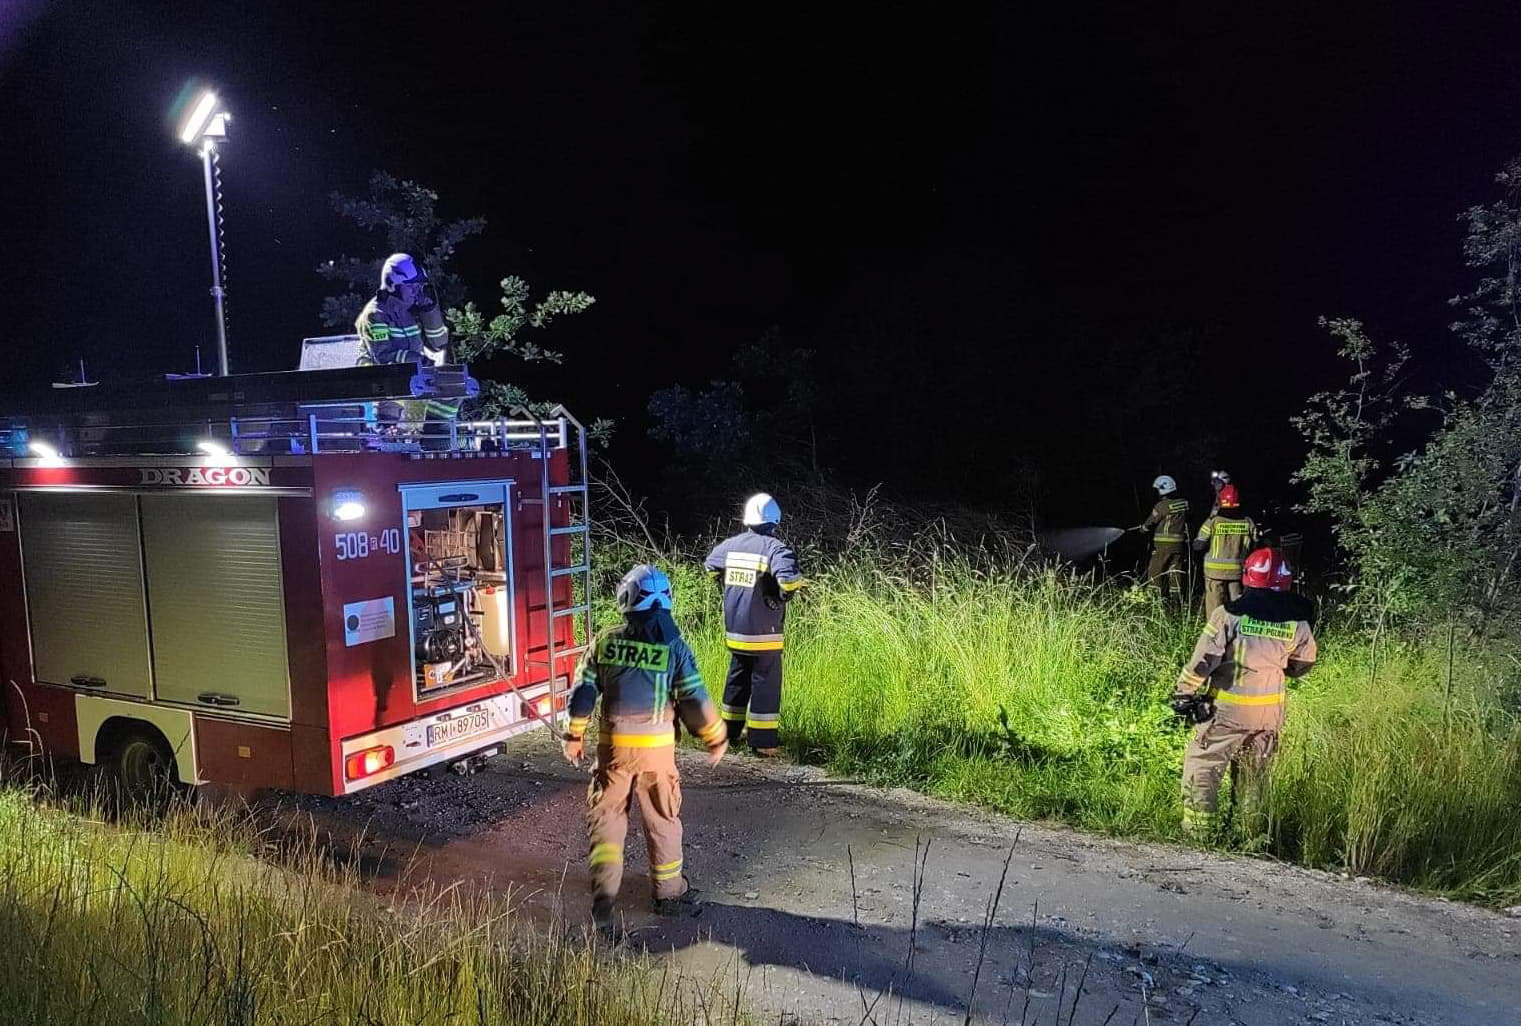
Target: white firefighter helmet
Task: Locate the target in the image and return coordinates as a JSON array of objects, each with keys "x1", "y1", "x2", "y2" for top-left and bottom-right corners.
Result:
[
  {"x1": 616, "y1": 564, "x2": 674, "y2": 613},
  {"x1": 380, "y1": 253, "x2": 426, "y2": 291},
  {"x1": 1152, "y1": 475, "x2": 1177, "y2": 495},
  {"x1": 742, "y1": 492, "x2": 782, "y2": 526}
]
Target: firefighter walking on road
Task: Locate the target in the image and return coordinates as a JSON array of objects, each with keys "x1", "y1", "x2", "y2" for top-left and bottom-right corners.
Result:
[
  {"x1": 1132, "y1": 475, "x2": 1189, "y2": 604},
  {"x1": 562, "y1": 564, "x2": 729, "y2": 938},
  {"x1": 1194, "y1": 483, "x2": 1258, "y2": 619},
  {"x1": 1171, "y1": 548, "x2": 1316, "y2": 843},
  {"x1": 704, "y1": 493, "x2": 806, "y2": 756}
]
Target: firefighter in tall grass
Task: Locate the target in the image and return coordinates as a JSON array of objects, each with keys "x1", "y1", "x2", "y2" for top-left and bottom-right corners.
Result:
[
  {"x1": 1171, "y1": 547, "x2": 1316, "y2": 842},
  {"x1": 562, "y1": 564, "x2": 728, "y2": 936},
  {"x1": 1193, "y1": 483, "x2": 1258, "y2": 619},
  {"x1": 704, "y1": 493, "x2": 806, "y2": 756},
  {"x1": 1132, "y1": 475, "x2": 1189, "y2": 603}
]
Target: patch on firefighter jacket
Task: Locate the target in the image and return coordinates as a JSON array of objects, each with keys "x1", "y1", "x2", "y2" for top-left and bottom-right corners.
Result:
[
  {"x1": 1238, "y1": 616, "x2": 1296, "y2": 641},
  {"x1": 725, "y1": 566, "x2": 758, "y2": 588},
  {"x1": 600, "y1": 638, "x2": 671, "y2": 672}
]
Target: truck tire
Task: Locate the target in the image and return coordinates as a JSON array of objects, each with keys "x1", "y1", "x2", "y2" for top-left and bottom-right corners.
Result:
[{"x1": 107, "y1": 726, "x2": 184, "y2": 808}]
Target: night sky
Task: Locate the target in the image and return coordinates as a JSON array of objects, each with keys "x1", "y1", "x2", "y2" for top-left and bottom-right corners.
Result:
[{"x1": 3, "y1": 1, "x2": 1520, "y2": 528}]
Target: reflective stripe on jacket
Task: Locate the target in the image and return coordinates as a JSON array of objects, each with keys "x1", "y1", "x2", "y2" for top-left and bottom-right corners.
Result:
[
  {"x1": 566, "y1": 618, "x2": 725, "y2": 748},
  {"x1": 1143, "y1": 496, "x2": 1190, "y2": 546},
  {"x1": 355, "y1": 291, "x2": 449, "y2": 367},
  {"x1": 1176, "y1": 605, "x2": 1317, "y2": 730},
  {"x1": 704, "y1": 529, "x2": 804, "y2": 651},
  {"x1": 1195, "y1": 513, "x2": 1257, "y2": 580}
]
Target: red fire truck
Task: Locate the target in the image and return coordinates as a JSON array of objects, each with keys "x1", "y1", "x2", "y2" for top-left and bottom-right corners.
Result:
[{"x1": 0, "y1": 358, "x2": 591, "y2": 797}]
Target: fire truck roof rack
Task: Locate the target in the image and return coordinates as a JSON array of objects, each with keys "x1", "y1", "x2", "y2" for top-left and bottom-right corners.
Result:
[{"x1": 0, "y1": 364, "x2": 580, "y2": 458}]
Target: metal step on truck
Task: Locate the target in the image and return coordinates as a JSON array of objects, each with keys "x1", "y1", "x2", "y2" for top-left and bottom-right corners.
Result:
[{"x1": 0, "y1": 348, "x2": 593, "y2": 798}]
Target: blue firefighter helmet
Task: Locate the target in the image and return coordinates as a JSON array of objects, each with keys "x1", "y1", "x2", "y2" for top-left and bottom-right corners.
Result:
[{"x1": 616, "y1": 564, "x2": 674, "y2": 613}]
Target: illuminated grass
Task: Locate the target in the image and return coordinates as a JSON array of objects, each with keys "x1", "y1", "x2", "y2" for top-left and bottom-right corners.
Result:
[
  {"x1": 625, "y1": 541, "x2": 1521, "y2": 905},
  {"x1": 0, "y1": 784, "x2": 737, "y2": 1026}
]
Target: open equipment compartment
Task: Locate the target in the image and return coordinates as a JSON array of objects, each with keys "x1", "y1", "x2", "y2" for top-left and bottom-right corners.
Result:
[{"x1": 401, "y1": 480, "x2": 517, "y2": 698}]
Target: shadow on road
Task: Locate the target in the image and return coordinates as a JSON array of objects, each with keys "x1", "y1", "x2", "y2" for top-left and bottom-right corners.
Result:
[{"x1": 625, "y1": 900, "x2": 1147, "y2": 1020}]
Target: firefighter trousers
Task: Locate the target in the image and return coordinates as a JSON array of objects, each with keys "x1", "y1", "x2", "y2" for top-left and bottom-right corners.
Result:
[
  {"x1": 722, "y1": 649, "x2": 783, "y2": 750},
  {"x1": 1181, "y1": 721, "x2": 1278, "y2": 839},
  {"x1": 586, "y1": 745, "x2": 688, "y2": 904},
  {"x1": 1146, "y1": 545, "x2": 1187, "y2": 603},
  {"x1": 1202, "y1": 578, "x2": 1243, "y2": 620}
]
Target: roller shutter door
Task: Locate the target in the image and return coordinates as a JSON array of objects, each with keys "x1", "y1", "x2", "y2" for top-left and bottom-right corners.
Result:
[
  {"x1": 19, "y1": 492, "x2": 152, "y2": 698},
  {"x1": 140, "y1": 495, "x2": 291, "y2": 718}
]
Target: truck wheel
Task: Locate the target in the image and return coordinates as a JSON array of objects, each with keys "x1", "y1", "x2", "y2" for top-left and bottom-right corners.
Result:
[{"x1": 108, "y1": 728, "x2": 183, "y2": 808}]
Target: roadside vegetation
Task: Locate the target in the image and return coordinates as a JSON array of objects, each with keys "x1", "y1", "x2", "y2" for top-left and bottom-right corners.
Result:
[
  {"x1": 0, "y1": 778, "x2": 734, "y2": 1026},
  {"x1": 591, "y1": 539, "x2": 1519, "y2": 908}
]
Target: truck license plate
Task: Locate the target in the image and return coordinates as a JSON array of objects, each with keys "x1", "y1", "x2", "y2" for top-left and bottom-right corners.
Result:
[{"x1": 427, "y1": 710, "x2": 490, "y2": 748}]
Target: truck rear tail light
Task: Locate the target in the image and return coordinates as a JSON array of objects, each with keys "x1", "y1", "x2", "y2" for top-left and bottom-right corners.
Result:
[
  {"x1": 345, "y1": 745, "x2": 395, "y2": 781},
  {"x1": 523, "y1": 694, "x2": 563, "y2": 718}
]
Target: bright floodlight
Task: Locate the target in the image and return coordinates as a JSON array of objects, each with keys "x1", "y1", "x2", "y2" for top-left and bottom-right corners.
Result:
[
  {"x1": 28, "y1": 441, "x2": 61, "y2": 463},
  {"x1": 196, "y1": 439, "x2": 230, "y2": 457},
  {"x1": 179, "y1": 90, "x2": 221, "y2": 144}
]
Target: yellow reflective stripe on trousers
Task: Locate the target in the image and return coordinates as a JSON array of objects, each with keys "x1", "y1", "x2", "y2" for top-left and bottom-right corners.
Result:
[
  {"x1": 719, "y1": 703, "x2": 747, "y2": 721},
  {"x1": 589, "y1": 842, "x2": 623, "y2": 866},
  {"x1": 1203, "y1": 560, "x2": 1241, "y2": 573},
  {"x1": 746, "y1": 712, "x2": 780, "y2": 730},
  {"x1": 608, "y1": 732, "x2": 675, "y2": 747},
  {"x1": 653, "y1": 859, "x2": 683, "y2": 881},
  {"x1": 726, "y1": 633, "x2": 784, "y2": 651}
]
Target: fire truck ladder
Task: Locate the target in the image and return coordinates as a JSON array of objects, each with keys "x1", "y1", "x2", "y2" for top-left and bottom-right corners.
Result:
[{"x1": 517, "y1": 404, "x2": 593, "y2": 730}]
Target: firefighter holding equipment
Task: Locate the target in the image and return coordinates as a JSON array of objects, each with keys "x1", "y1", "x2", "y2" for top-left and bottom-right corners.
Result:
[
  {"x1": 1194, "y1": 483, "x2": 1258, "y2": 619},
  {"x1": 704, "y1": 493, "x2": 805, "y2": 756},
  {"x1": 563, "y1": 564, "x2": 729, "y2": 936},
  {"x1": 1133, "y1": 475, "x2": 1189, "y2": 603},
  {"x1": 1172, "y1": 547, "x2": 1316, "y2": 841},
  {"x1": 355, "y1": 253, "x2": 457, "y2": 436}
]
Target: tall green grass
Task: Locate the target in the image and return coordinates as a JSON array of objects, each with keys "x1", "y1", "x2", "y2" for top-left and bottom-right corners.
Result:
[
  {"x1": 0, "y1": 782, "x2": 736, "y2": 1025},
  {"x1": 639, "y1": 543, "x2": 1521, "y2": 905}
]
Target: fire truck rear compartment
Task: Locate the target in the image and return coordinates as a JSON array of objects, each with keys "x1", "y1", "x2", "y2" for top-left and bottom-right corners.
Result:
[{"x1": 402, "y1": 483, "x2": 515, "y2": 697}]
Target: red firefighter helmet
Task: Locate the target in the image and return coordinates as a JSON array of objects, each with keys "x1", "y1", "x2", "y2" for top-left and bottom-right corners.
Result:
[
  {"x1": 1217, "y1": 483, "x2": 1241, "y2": 509},
  {"x1": 1242, "y1": 547, "x2": 1293, "y2": 591}
]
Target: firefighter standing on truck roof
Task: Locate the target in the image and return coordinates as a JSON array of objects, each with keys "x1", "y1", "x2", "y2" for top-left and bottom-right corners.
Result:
[
  {"x1": 704, "y1": 493, "x2": 805, "y2": 756},
  {"x1": 1171, "y1": 547, "x2": 1316, "y2": 843},
  {"x1": 562, "y1": 564, "x2": 728, "y2": 939},
  {"x1": 1132, "y1": 475, "x2": 1189, "y2": 604},
  {"x1": 355, "y1": 253, "x2": 458, "y2": 437},
  {"x1": 1194, "y1": 483, "x2": 1258, "y2": 620}
]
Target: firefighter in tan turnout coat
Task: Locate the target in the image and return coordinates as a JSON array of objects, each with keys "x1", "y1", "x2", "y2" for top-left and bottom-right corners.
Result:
[
  {"x1": 563, "y1": 564, "x2": 728, "y2": 936},
  {"x1": 1134, "y1": 475, "x2": 1189, "y2": 602},
  {"x1": 1172, "y1": 547, "x2": 1316, "y2": 839},
  {"x1": 1193, "y1": 483, "x2": 1257, "y2": 619}
]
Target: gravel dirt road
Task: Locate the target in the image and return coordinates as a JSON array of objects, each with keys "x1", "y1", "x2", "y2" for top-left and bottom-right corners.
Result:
[{"x1": 287, "y1": 732, "x2": 1521, "y2": 1025}]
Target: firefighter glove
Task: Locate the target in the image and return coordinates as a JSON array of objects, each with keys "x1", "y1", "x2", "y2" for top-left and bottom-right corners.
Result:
[
  {"x1": 1170, "y1": 693, "x2": 1201, "y2": 719},
  {"x1": 561, "y1": 736, "x2": 584, "y2": 766},
  {"x1": 706, "y1": 738, "x2": 729, "y2": 767}
]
